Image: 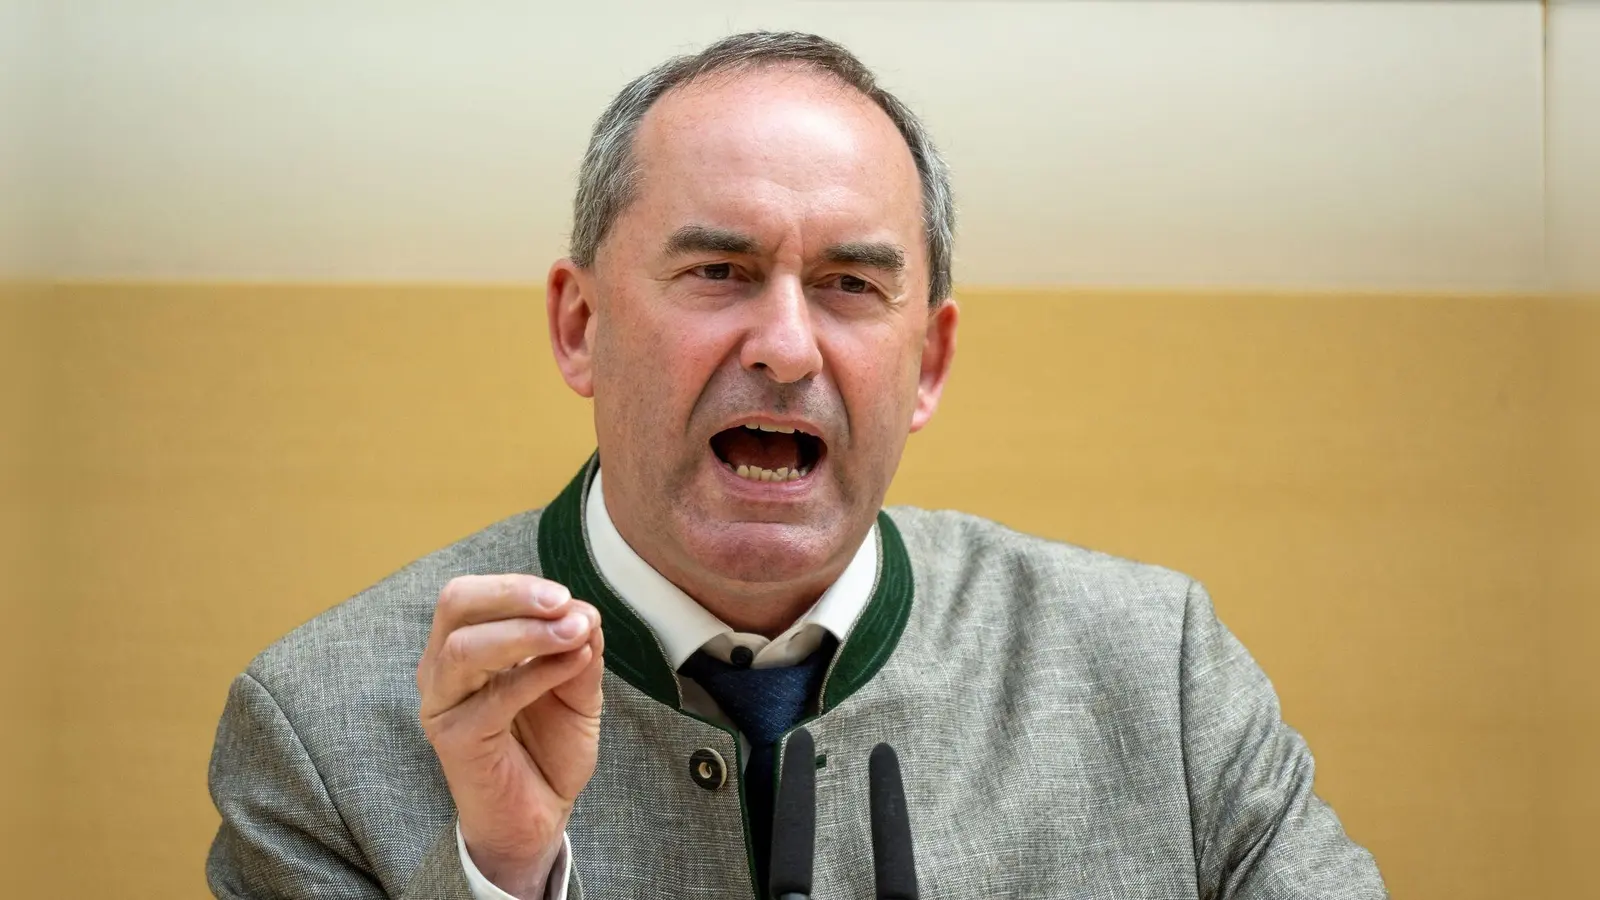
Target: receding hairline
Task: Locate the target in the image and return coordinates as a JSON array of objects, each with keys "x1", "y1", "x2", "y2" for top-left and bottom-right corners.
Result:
[
  {"x1": 571, "y1": 31, "x2": 955, "y2": 305},
  {"x1": 619, "y1": 61, "x2": 925, "y2": 225},
  {"x1": 635, "y1": 60, "x2": 914, "y2": 157},
  {"x1": 660, "y1": 57, "x2": 876, "y2": 103}
]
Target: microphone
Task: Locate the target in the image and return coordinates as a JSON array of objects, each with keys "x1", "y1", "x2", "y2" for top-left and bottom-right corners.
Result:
[
  {"x1": 769, "y1": 728, "x2": 817, "y2": 900},
  {"x1": 869, "y1": 743, "x2": 919, "y2": 900}
]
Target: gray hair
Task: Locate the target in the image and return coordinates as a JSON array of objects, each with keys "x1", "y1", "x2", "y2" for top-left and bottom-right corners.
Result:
[{"x1": 570, "y1": 31, "x2": 955, "y2": 305}]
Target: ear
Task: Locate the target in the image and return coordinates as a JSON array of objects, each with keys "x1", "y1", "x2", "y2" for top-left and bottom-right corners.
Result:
[
  {"x1": 909, "y1": 297, "x2": 958, "y2": 433},
  {"x1": 547, "y1": 258, "x2": 598, "y2": 398}
]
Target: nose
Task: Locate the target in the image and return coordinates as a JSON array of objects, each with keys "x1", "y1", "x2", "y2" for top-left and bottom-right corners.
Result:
[{"x1": 739, "y1": 276, "x2": 823, "y2": 383}]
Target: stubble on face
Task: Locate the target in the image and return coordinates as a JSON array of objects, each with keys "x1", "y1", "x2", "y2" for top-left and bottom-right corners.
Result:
[{"x1": 582, "y1": 66, "x2": 933, "y2": 630}]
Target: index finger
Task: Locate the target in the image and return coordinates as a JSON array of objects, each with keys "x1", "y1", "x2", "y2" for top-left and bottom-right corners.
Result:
[{"x1": 431, "y1": 574, "x2": 575, "y2": 638}]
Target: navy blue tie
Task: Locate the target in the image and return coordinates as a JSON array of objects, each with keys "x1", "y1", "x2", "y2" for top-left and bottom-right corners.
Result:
[{"x1": 680, "y1": 636, "x2": 836, "y2": 896}]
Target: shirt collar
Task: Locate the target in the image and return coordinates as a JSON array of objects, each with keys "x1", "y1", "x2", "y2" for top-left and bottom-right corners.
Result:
[{"x1": 584, "y1": 467, "x2": 879, "y2": 670}]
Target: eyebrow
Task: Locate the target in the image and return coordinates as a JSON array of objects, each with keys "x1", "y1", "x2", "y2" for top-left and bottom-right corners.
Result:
[
  {"x1": 663, "y1": 225, "x2": 760, "y2": 257},
  {"x1": 663, "y1": 226, "x2": 908, "y2": 276},
  {"x1": 823, "y1": 241, "x2": 906, "y2": 274}
]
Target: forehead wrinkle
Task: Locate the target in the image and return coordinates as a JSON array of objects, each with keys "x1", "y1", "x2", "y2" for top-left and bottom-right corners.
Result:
[
  {"x1": 636, "y1": 67, "x2": 914, "y2": 195},
  {"x1": 624, "y1": 71, "x2": 925, "y2": 282}
]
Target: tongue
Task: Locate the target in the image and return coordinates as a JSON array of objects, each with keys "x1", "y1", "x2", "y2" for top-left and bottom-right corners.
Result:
[{"x1": 715, "y1": 429, "x2": 801, "y2": 471}]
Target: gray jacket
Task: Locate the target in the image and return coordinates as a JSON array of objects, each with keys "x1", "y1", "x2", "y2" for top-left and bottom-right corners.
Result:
[{"x1": 208, "y1": 459, "x2": 1386, "y2": 898}]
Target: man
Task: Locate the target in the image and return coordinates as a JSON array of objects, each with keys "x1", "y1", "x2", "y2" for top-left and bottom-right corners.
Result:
[{"x1": 207, "y1": 31, "x2": 1386, "y2": 900}]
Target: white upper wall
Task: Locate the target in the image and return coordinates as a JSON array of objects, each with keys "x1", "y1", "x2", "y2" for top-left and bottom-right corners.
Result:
[
  {"x1": 22, "y1": 0, "x2": 1554, "y2": 290},
  {"x1": 1549, "y1": 1, "x2": 1600, "y2": 292},
  {"x1": 0, "y1": 0, "x2": 47, "y2": 278}
]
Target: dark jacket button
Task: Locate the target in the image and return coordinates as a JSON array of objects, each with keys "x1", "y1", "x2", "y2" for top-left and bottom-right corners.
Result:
[{"x1": 689, "y1": 748, "x2": 727, "y2": 790}]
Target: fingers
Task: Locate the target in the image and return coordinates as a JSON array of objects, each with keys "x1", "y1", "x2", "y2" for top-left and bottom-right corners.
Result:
[
  {"x1": 422, "y1": 600, "x2": 600, "y2": 713},
  {"x1": 473, "y1": 642, "x2": 599, "y2": 726},
  {"x1": 417, "y1": 575, "x2": 608, "y2": 870},
  {"x1": 430, "y1": 625, "x2": 603, "y2": 746},
  {"x1": 431, "y1": 575, "x2": 576, "y2": 642},
  {"x1": 551, "y1": 618, "x2": 605, "y2": 718}
]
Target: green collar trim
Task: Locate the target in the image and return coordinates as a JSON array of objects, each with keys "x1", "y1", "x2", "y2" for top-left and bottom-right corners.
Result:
[
  {"x1": 822, "y1": 510, "x2": 913, "y2": 710},
  {"x1": 535, "y1": 455, "x2": 914, "y2": 712},
  {"x1": 537, "y1": 456, "x2": 680, "y2": 707}
]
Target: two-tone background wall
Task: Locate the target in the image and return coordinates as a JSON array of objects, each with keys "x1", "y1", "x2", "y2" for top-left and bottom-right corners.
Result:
[{"x1": 3, "y1": 1, "x2": 1596, "y2": 897}]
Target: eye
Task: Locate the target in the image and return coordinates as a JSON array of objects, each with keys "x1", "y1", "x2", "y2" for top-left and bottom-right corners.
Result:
[
  {"x1": 837, "y1": 274, "x2": 872, "y2": 294},
  {"x1": 694, "y1": 263, "x2": 734, "y2": 280}
]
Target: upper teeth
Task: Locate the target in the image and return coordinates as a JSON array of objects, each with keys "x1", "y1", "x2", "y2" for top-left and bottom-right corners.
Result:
[
  {"x1": 744, "y1": 423, "x2": 797, "y2": 434},
  {"x1": 734, "y1": 464, "x2": 807, "y2": 482}
]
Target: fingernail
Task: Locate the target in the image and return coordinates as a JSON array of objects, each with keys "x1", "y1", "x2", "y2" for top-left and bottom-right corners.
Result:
[{"x1": 551, "y1": 612, "x2": 588, "y2": 640}]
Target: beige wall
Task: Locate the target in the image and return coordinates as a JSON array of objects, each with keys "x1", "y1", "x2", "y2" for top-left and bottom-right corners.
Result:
[
  {"x1": 0, "y1": 286, "x2": 50, "y2": 880},
  {"x1": 1533, "y1": 10, "x2": 1598, "y2": 876},
  {"x1": 0, "y1": 1, "x2": 47, "y2": 278},
  {"x1": 1545, "y1": 293, "x2": 1600, "y2": 891},
  {"x1": 4, "y1": 2, "x2": 1596, "y2": 897},
  {"x1": 22, "y1": 0, "x2": 1548, "y2": 290},
  {"x1": 3, "y1": 284, "x2": 1594, "y2": 898},
  {"x1": 1550, "y1": 1, "x2": 1600, "y2": 291}
]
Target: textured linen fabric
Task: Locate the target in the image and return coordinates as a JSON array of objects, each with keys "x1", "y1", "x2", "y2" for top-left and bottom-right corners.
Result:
[
  {"x1": 207, "y1": 462, "x2": 1387, "y2": 899},
  {"x1": 458, "y1": 468, "x2": 877, "y2": 899}
]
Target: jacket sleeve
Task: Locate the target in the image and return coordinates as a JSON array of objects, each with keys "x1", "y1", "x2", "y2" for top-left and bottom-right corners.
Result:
[
  {"x1": 206, "y1": 672, "x2": 475, "y2": 899},
  {"x1": 1178, "y1": 581, "x2": 1388, "y2": 899}
]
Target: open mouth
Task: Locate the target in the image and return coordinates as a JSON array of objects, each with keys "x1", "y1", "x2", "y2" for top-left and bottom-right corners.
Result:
[{"x1": 709, "y1": 423, "x2": 826, "y2": 483}]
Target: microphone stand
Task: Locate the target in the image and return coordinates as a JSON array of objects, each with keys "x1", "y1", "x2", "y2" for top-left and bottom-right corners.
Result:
[
  {"x1": 869, "y1": 743, "x2": 919, "y2": 900},
  {"x1": 768, "y1": 732, "x2": 920, "y2": 900},
  {"x1": 770, "y1": 728, "x2": 817, "y2": 900}
]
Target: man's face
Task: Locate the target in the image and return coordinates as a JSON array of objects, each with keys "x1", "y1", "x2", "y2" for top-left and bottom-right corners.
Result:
[{"x1": 551, "y1": 66, "x2": 956, "y2": 613}]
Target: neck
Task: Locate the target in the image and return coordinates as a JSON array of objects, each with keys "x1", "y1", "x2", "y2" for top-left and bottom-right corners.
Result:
[
  {"x1": 623, "y1": 532, "x2": 846, "y2": 638},
  {"x1": 593, "y1": 464, "x2": 865, "y2": 637},
  {"x1": 677, "y1": 576, "x2": 828, "y2": 639}
]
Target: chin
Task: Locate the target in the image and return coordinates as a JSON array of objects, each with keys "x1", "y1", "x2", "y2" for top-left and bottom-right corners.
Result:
[{"x1": 683, "y1": 520, "x2": 841, "y2": 587}]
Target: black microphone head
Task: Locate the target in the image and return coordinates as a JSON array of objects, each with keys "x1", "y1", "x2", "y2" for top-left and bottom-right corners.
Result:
[
  {"x1": 869, "y1": 743, "x2": 918, "y2": 900},
  {"x1": 770, "y1": 728, "x2": 816, "y2": 896}
]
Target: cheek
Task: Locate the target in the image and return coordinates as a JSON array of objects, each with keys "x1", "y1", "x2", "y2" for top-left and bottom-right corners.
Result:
[
  {"x1": 596, "y1": 299, "x2": 737, "y2": 423},
  {"x1": 833, "y1": 335, "x2": 923, "y2": 444}
]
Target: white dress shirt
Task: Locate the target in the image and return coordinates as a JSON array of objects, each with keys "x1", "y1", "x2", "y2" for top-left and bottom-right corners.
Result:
[{"x1": 460, "y1": 467, "x2": 880, "y2": 900}]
